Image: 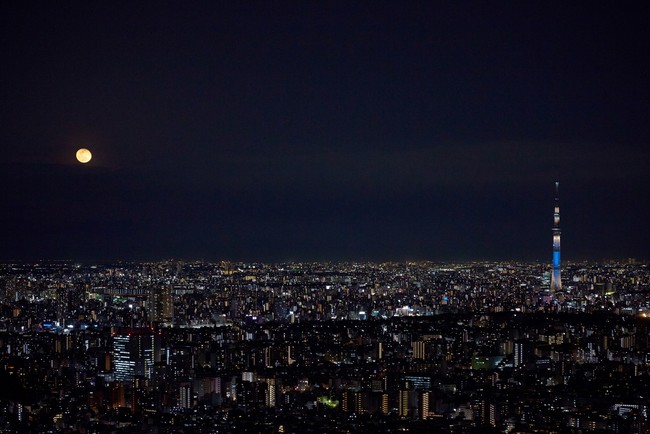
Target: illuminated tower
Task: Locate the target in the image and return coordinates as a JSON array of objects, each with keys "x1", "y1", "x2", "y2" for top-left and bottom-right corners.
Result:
[{"x1": 550, "y1": 182, "x2": 562, "y2": 292}]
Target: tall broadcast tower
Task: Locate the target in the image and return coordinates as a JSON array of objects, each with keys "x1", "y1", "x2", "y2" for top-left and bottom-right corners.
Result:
[{"x1": 550, "y1": 182, "x2": 562, "y2": 292}]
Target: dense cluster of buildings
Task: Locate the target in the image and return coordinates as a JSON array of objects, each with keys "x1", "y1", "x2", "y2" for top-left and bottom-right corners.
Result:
[{"x1": 0, "y1": 259, "x2": 649, "y2": 433}]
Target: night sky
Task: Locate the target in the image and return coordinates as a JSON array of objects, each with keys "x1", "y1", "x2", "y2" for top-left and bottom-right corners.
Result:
[{"x1": 1, "y1": 2, "x2": 649, "y2": 262}]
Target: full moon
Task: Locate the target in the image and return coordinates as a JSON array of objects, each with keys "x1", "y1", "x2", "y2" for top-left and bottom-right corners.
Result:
[{"x1": 76, "y1": 148, "x2": 92, "y2": 163}]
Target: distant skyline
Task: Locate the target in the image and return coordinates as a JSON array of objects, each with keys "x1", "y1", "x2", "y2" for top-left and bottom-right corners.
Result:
[{"x1": 1, "y1": 2, "x2": 649, "y2": 262}]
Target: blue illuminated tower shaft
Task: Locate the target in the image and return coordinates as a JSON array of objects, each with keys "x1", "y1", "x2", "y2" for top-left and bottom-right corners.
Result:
[{"x1": 551, "y1": 182, "x2": 561, "y2": 291}]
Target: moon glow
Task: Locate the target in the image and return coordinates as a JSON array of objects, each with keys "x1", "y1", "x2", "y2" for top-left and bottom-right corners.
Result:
[{"x1": 76, "y1": 148, "x2": 92, "y2": 163}]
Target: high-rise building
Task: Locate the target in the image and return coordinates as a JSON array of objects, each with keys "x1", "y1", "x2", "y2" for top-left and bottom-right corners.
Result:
[
  {"x1": 420, "y1": 390, "x2": 430, "y2": 420},
  {"x1": 514, "y1": 341, "x2": 523, "y2": 368},
  {"x1": 513, "y1": 340, "x2": 531, "y2": 368},
  {"x1": 412, "y1": 341, "x2": 425, "y2": 360},
  {"x1": 399, "y1": 388, "x2": 409, "y2": 418},
  {"x1": 342, "y1": 390, "x2": 351, "y2": 412},
  {"x1": 148, "y1": 285, "x2": 174, "y2": 322},
  {"x1": 354, "y1": 391, "x2": 363, "y2": 414},
  {"x1": 112, "y1": 328, "x2": 158, "y2": 382},
  {"x1": 179, "y1": 383, "x2": 192, "y2": 409},
  {"x1": 551, "y1": 182, "x2": 562, "y2": 292},
  {"x1": 265, "y1": 378, "x2": 276, "y2": 408},
  {"x1": 380, "y1": 392, "x2": 390, "y2": 415},
  {"x1": 398, "y1": 381, "x2": 412, "y2": 418}
]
